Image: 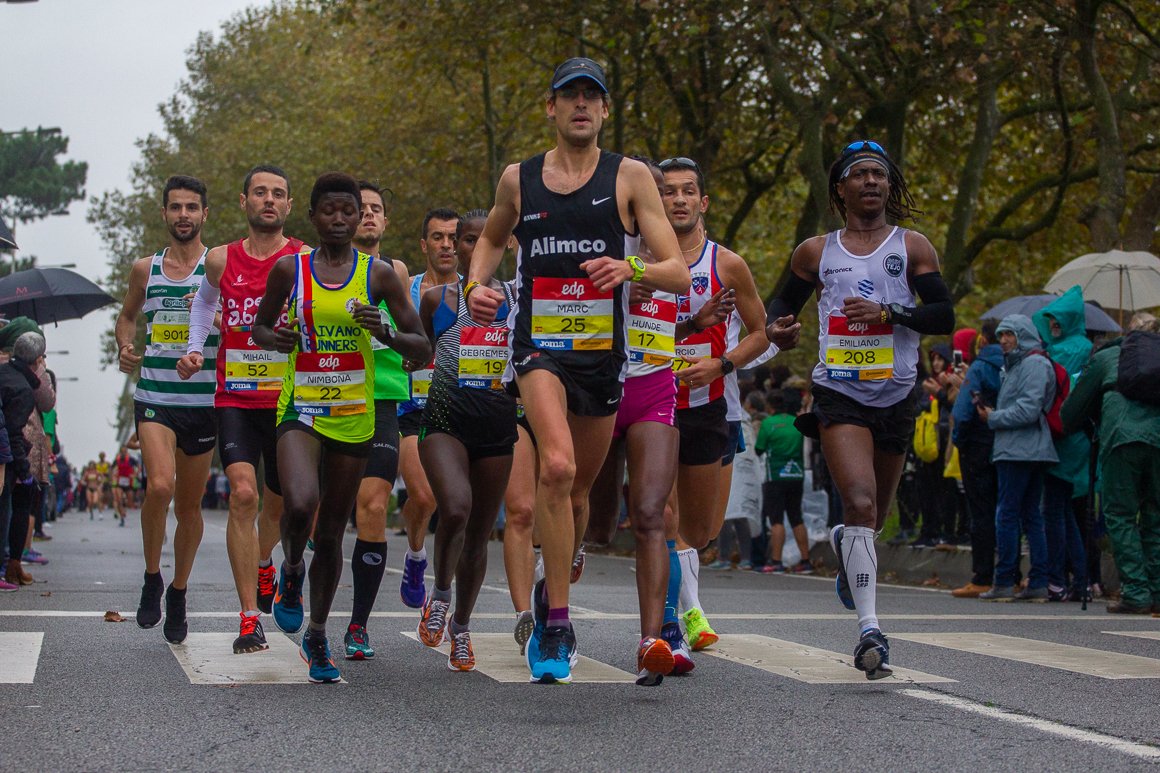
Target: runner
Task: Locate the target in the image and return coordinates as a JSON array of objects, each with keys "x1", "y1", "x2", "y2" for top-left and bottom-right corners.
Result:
[
  {"x1": 116, "y1": 175, "x2": 219, "y2": 643},
  {"x1": 95, "y1": 452, "x2": 112, "y2": 510},
  {"x1": 766, "y1": 139, "x2": 954, "y2": 678},
  {"x1": 177, "y1": 164, "x2": 302, "y2": 654},
  {"x1": 252, "y1": 172, "x2": 430, "y2": 683},
  {"x1": 397, "y1": 207, "x2": 460, "y2": 610},
  {"x1": 83, "y1": 462, "x2": 103, "y2": 519},
  {"x1": 415, "y1": 209, "x2": 517, "y2": 672},
  {"x1": 111, "y1": 445, "x2": 136, "y2": 527},
  {"x1": 341, "y1": 180, "x2": 411, "y2": 660},
  {"x1": 467, "y1": 57, "x2": 691, "y2": 683},
  {"x1": 586, "y1": 157, "x2": 734, "y2": 683},
  {"x1": 661, "y1": 156, "x2": 772, "y2": 653}
]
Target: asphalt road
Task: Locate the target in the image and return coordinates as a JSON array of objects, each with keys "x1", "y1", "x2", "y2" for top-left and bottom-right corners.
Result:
[{"x1": 3, "y1": 506, "x2": 1160, "y2": 772}]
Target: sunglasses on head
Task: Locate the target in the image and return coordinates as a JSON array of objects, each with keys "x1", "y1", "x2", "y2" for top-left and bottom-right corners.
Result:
[
  {"x1": 841, "y1": 140, "x2": 886, "y2": 157},
  {"x1": 658, "y1": 157, "x2": 702, "y2": 173}
]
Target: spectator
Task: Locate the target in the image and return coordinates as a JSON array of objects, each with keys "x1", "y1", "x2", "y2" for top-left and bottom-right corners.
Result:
[
  {"x1": 911, "y1": 345, "x2": 957, "y2": 547},
  {"x1": 1061, "y1": 314, "x2": 1160, "y2": 614},
  {"x1": 0, "y1": 330, "x2": 43, "y2": 587},
  {"x1": 711, "y1": 397, "x2": 762, "y2": 571},
  {"x1": 19, "y1": 333, "x2": 55, "y2": 565},
  {"x1": 978, "y1": 315, "x2": 1058, "y2": 601},
  {"x1": 756, "y1": 389, "x2": 811, "y2": 574},
  {"x1": 950, "y1": 321, "x2": 1004, "y2": 597},
  {"x1": 1032, "y1": 287, "x2": 1092, "y2": 602}
]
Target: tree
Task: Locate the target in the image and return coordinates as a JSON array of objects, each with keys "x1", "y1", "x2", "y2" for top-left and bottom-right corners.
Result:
[{"x1": 0, "y1": 127, "x2": 88, "y2": 225}]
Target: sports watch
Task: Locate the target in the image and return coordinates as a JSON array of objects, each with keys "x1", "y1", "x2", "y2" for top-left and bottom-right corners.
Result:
[
  {"x1": 887, "y1": 303, "x2": 906, "y2": 324},
  {"x1": 719, "y1": 355, "x2": 735, "y2": 376},
  {"x1": 626, "y1": 255, "x2": 646, "y2": 283}
]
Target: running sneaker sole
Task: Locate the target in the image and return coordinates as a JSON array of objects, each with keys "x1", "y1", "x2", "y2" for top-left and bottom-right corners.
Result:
[
  {"x1": 829, "y1": 525, "x2": 856, "y2": 611},
  {"x1": 635, "y1": 638, "x2": 675, "y2": 686},
  {"x1": 344, "y1": 648, "x2": 374, "y2": 660},
  {"x1": 688, "y1": 631, "x2": 718, "y2": 651},
  {"x1": 514, "y1": 610, "x2": 535, "y2": 655},
  {"x1": 233, "y1": 641, "x2": 269, "y2": 655}
]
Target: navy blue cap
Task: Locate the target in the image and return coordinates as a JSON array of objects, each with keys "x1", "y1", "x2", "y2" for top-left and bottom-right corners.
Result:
[{"x1": 551, "y1": 57, "x2": 608, "y2": 94}]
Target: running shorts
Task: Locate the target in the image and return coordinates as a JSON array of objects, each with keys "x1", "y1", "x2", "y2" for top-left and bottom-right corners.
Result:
[
  {"x1": 613, "y1": 368, "x2": 676, "y2": 439},
  {"x1": 398, "y1": 408, "x2": 423, "y2": 439},
  {"x1": 509, "y1": 348, "x2": 623, "y2": 418},
  {"x1": 134, "y1": 401, "x2": 216, "y2": 457},
  {"x1": 797, "y1": 383, "x2": 915, "y2": 457},
  {"x1": 421, "y1": 378, "x2": 517, "y2": 461},
  {"x1": 364, "y1": 399, "x2": 400, "y2": 482},
  {"x1": 216, "y1": 407, "x2": 282, "y2": 495},
  {"x1": 276, "y1": 421, "x2": 372, "y2": 459},
  {"x1": 722, "y1": 420, "x2": 742, "y2": 466},
  {"x1": 675, "y1": 398, "x2": 730, "y2": 466}
]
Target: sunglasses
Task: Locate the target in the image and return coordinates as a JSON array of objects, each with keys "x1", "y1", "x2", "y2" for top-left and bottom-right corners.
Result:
[
  {"x1": 841, "y1": 140, "x2": 886, "y2": 157},
  {"x1": 659, "y1": 156, "x2": 702, "y2": 173}
]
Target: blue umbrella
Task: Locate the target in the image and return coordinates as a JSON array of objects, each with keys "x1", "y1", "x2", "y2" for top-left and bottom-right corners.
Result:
[{"x1": 981, "y1": 294, "x2": 1121, "y2": 333}]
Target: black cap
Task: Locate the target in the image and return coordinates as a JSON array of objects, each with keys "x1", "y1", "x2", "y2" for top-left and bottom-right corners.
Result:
[{"x1": 551, "y1": 57, "x2": 608, "y2": 94}]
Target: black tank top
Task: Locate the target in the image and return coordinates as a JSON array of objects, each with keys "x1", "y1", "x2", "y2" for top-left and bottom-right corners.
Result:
[{"x1": 511, "y1": 151, "x2": 634, "y2": 374}]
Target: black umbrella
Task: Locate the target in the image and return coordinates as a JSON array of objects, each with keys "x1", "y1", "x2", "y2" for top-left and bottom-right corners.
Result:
[
  {"x1": 0, "y1": 267, "x2": 115, "y2": 324},
  {"x1": 980, "y1": 294, "x2": 1121, "y2": 334},
  {"x1": 0, "y1": 215, "x2": 16, "y2": 251}
]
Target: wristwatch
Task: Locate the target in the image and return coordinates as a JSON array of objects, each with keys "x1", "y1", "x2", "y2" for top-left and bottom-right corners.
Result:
[
  {"x1": 719, "y1": 355, "x2": 735, "y2": 376},
  {"x1": 626, "y1": 255, "x2": 646, "y2": 283},
  {"x1": 887, "y1": 303, "x2": 906, "y2": 323}
]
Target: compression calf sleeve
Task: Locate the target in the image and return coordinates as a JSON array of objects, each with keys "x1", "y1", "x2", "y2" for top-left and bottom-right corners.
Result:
[
  {"x1": 841, "y1": 526, "x2": 880, "y2": 632},
  {"x1": 665, "y1": 540, "x2": 681, "y2": 625},
  {"x1": 677, "y1": 547, "x2": 702, "y2": 613},
  {"x1": 187, "y1": 278, "x2": 221, "y2": 354},
  {"x1": 888, "y1": 271, "x2": 954, "y2": 335},
  {"x1": 349, "y1": 539, "x2": 387, "y2": 629}
]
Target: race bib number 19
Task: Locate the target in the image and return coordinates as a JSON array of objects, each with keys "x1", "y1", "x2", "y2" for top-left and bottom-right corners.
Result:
[{"x1": 458, "y1": 327, "x2": 510, "y2": 389}]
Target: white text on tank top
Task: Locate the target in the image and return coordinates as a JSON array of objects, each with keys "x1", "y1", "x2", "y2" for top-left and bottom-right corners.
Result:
[{"x1": 812, "y1": 226, "x2": 919, "y2": 408}]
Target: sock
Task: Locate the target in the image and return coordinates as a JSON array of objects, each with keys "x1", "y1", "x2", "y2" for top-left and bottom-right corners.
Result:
[
  {"x1": 842, "y1": 526, "x2": 880, "y2": 633},
  {"x1": 243, "y1": 609, "x2": 261, "y2": 618},
  {"x1": 406, "y1": 547, "x2": 427, "y2": 562},
  {"x1": 144, "y1": 571, "x2": 163, "y2": 586},
  {"x1": 258, "y1": 558, "x2": 273, "y2": 569},
  {"x1": 350, "y1": 539, "x2": 387, "y2": 629},
  {"x1": 547, "y1": 607, "x2": 570, "y2": 628},
  {"x1": 677, "y1": 548, "x2": 701, "y2": 614},
  {"x1": 284, "y1": 559, "x2": 305, "y2": 576},
  {"x1": 433, "y1": 585, "x2": 452, "y2": 603},
  {"x1": 664, "y1": 540, "x2": 681, "y2": 626},
  {"x1": 450, "y1": 618, "x2": 469, "y2": 635},
  {"x1": 533, "y1": 546, "x2": 544, "y2": 585},
  {"x1": 307, "y1": 620, "x2": 325, "y2": 635}
]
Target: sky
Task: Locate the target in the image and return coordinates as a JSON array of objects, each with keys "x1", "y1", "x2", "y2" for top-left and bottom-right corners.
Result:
[{"x1": 1, "y1": 0, "x2": 264, "y2": 466}]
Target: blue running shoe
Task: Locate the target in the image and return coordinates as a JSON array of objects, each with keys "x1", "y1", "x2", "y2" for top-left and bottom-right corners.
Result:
[
  {"x1": 829, "y1": 525, "x2": 856, "y2": 611},
  {"x1": 400, "y1": 553, "x2": 427, "y2": 609},
  {"x1": 300, "y1": 631, "x2": 341, "y2": 683},
  {"x1": 531, "y1": 625, "x2": 575, "y2": 684},
  {"x1": 272, "y1": 562, "x2": 305, "y2": 633},
  {"x1": 524, "y1": 578, "x2": 548, "y2": 669},
  {"x1": 853, "y1": 628, "x2": 893, "y2": 680}
]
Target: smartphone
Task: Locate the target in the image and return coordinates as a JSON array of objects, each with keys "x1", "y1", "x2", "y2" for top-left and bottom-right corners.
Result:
[{"x1": 953, "y1": 350, "x2": 964, "y2": 367}]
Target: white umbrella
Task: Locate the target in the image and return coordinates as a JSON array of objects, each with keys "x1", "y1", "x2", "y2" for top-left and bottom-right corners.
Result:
[{"x1": 1044, "y1": 249, "x2": 1160, "y2": 324}]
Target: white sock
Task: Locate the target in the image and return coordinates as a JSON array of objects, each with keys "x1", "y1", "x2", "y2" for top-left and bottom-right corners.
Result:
[
  {"x1": 533, "y1": 549, "x2": 545, "y2": 585},
  {"x1": 677, "y1": 548, "x2": 701, "y2": 614},
  {"x1": 406, "y1": 547, "x2": 427, "y2": 562},
  {"x1": 841, "y1": 526, "x2": 880, "y2": 633}
]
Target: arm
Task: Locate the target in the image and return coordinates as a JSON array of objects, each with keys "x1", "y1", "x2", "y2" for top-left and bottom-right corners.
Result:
[
  {"x1": 177, "y1": 246, "x2": 226, "y2": 379},
  {"x1": 115, "y1": 257, "x2": 151, "y2": 374},
  {"x1": 1061, "y1": 351, "x2": 1108, "y2": 435},
  {"x1": 765, "y1": 237, "x2": 822, "y2": 349},
  {"x1": 391, "y1": 258, "x2": 409, "y2": 288},
  {"x1": 466, "y1": 164, "x2": 520, "y2": 323},
  {"x1": 32, "y1": 363, "x2": 55, "y2": 413},
  {"x1": 358, "y1": 259, "x2": 432, "y2": 363},
  {"x1": 885, "y1": 232, "x2": 954, "y2": 334},
  {"x1": 951, "y1": 363, "x2": 981, "y2": 443},
  {"x1": 251, "y1": 256, "x2": 298, "y2": 354},
  {"x1": 987, "y1": 359, "x2": 1052, "y2": 430}
]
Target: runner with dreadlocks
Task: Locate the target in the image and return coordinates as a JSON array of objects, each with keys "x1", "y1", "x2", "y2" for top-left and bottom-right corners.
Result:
[{"x1": 765, "y1": 140, "x2": 954, "y2": 679}]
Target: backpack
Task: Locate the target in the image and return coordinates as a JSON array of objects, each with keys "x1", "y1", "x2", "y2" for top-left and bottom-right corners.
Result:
[
  {"x1": 913, "y1": 398, "x2": 940, "y2": 463},
  {"x1": 1117, "y1": 331, "x2": 1160, "y2": 406},
  {"x1": 1029, "y1": 350, "x2": 1070, "y2": 440}
]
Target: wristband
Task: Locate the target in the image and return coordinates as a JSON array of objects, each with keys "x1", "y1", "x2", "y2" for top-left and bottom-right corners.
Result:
[
  {"x1": 879, "y1": 304, "x2": 889, "y2": 325},
  {"x1": 463, "y1": 281, "x2": 482, "y2": 300}
]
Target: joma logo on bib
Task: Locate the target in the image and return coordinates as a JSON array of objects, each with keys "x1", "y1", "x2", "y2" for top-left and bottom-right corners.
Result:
[{"x1": 528, "y1": 236, "x2": 607, "y2": 258}]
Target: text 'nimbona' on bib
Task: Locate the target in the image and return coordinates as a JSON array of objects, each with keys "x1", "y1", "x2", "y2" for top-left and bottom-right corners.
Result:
[
  {"x1": 672, "y1": 341, "x2": 711, "y2": 374},
  {"x1": 458, "y1": 326, "x2": 510, "y2": 389},
  {"x1": 410, "y1": 361, "x2": 435, "y2": 405},
  {"x1": 224, "y1": 345, "x2": 288, "y2": 392},
  {"x1": 824, "y1": 315, "x2": 894, "y2": 381},
  {"x1": 628, "y1": 297, "x2": 676, "y2": 366},
  {"x1": 292, "y1": 351, "x2": 367, "y2": 416},
  {"x1": 530, "y1": 277, "x2": 614, "y2": 350}
]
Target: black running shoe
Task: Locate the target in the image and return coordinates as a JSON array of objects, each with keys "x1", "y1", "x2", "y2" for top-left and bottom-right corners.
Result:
[
  {"x1": 233, "y1": 612, "x2": 269, "y2": 654},
  {"x1": 163, "y1": 585, "x2": 188, "y2": 644},
  {"x1": 853, "y1": 628, "x2": 893, "y2": 680},
  {"x1": 136, "y1": 573, "x2": 164, "y2": 629},
  {"x1": 257, "y1": 564, "x2": 277, "y2": 615}
]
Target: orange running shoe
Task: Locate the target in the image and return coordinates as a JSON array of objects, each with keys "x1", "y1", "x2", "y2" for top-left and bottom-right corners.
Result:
[
  {"x1": 635, "y1": 636, "x2": 675, "y2": 686},
  {"x1": 418, "y1": 597, "x2": 450, "y2": 647},
  {"x1": 448, "y1": 630, "x2": 475, "y2": 671}
]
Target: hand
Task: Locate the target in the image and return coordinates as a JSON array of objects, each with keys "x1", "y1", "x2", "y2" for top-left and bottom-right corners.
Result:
[
  {"x1": 766, "y1": 315, "x2": 801, "y2": 349},
  {"x1": 580, "y1": 256, "x2": 633, "y2": 293},
  {"x1": 352, "y1": 302, "x2": 387, "y2": 338},
  {"x1": 118, "y1": 344, "x2": 143, "y2": 374},
  {"x1": 841, "y1": 297, "x2": 885, "y2": 325},
  {"x1": 943, "y1": 371, "x2": 964, "y2": 389},
  {"x1": 272, "y1": 319, "x2": 300, "y2": 354},
  {"x1": 628, "y1": 282, "x2": 653, "y2": 306},
  {"x1": 923, "y1": 377, "x2": 941, "y2": 397},
  {"x1": 402, "y1": 358, "x2": 430, "y2": 373},
  {"x1": 674, "y1": 355, "x2": 723, "y2": 389},
  {"x1": 467, "y1": 285, "x2": 503, "y2": 324},
  {"x1": 175, "y1": 352, "x2": 205, "y2": 380},
  {"x1": 693, "y1": 287, "x2": 736, "y2": 330},
  {"x1": 976, "y1": 404, "x2": 993, "y2": 422},
  {"x1": 184, "y1": 291, "x2": 196, "y2": 310}
]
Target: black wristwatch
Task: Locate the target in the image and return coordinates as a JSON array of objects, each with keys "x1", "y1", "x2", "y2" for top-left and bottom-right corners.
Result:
[
  {"x1": 719, "y1": 355, "x2": 735, "y2": 376},
  {"x1": 887, "y1": 303, "x2": 906, "y2": 324}
]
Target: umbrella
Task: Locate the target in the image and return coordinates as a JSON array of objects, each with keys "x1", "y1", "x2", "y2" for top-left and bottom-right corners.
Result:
[
  {"x1": 1044, "y1": 250, "x2": 1160, "y2": 323},
  {"x1": 0, "y1": 267, "x2": 115, "y2": 324},
  {"x1": 0, "y1": 215, "x2": 16, "y2": 251},
  {"x1": 980, "y1": 294, "x2": 1121, "y2": 334}
]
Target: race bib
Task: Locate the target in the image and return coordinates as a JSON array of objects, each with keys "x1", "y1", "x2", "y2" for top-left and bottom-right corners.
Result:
[
  {"x1": 825, "y1": 316, "x2": 894, "y2": 381},
  {"x1": 628, "y1": 297, "x2": 676, "y2": 365},
  {"x1": 530, "y1": 278, "x2": 613, "y2": 350},
  {"x1": 224, "y1": 347, "x2": 287, "y2": 392},
  {"x1": 458, "y1": 327, "x2": 510, "y2": 389},
  {"x1": 672, "y1": 341, "x2": 711, "y2": 373},
  {"x1": 410, "y1": 362, "x2": 434, "y2": 406},
  {"x1": 151, "y1": 310, "x2": 190, "y2": 350},
  {"x1": 292, "y1": 352, "x2": 367, "y2": 416}
]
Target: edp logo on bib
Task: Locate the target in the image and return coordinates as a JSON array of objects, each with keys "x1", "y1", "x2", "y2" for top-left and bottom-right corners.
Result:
[{"x1": 883, "y1": 254, "x2": 903, "y2": 277}]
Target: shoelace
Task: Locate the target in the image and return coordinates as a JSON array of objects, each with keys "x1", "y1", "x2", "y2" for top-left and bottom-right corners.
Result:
[
  {"x1": 348, "y1": 626, "x2": 368, "y2": 645},
  {"x1": 426, "y1": 600, "x2": 449, "y2": 634},
  {"x1": 258, "y1": 567, "x2": 276, "y2": 595},
  {"x1": 239, "y1": 614, "x2": 260, "y2": 636},
  {"x1": 405, "y1": 559, "x2": 425, "y2": 587},
  {"x1": 306, "y1": 634, "x2": 331, "y2": 663},
  {"x1": 451, "y1": 632, "x2": 471, "y2": 662}
]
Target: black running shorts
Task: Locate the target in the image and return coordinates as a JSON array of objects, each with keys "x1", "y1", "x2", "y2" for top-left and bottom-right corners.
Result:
[
  {"x1": 364, "y1": 399, "x2": 400, "y2": 482},
  {"x1": 421, "y1": 378, "x2": 518, "y2": 461},
  {"x1": 216, "y1": 407, "x2": 282, "y2": 495},
  {"x1": 509, "y1": 348, "x2": 624, "y2": 418},
  {"x1": 276, "y1": 421, "x2": 372, "y2": 459},
  {"x1": 134, "y1": 401, "x2": 216, "y2": 457},
  {"x1": 398, "y1": 408, "x2": 423, "y2": 439},
  {"x1": 797, "y1": 383, "x2": 915, "y2": 457},
  {"x1": 675, "y1": 398, "x2": 731, "y2": 466}
]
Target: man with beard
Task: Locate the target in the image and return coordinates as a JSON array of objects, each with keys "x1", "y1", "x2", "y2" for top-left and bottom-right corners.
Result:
[
  {"x1": 177, "y1": 165, "x2": 305, "y2": 653},
  {"x1": 116, "y1": 176, "x2": 219, "y2": 643}
]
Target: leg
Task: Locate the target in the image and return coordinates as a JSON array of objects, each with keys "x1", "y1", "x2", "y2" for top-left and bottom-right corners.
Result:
[
  {"x1": 420, "y1": 434, "x2": 473, "y2": 597},
  {"x1": 136, "y1": 423, "x2": 178, "y2": 576},
  {"x1": 170, "y1": 448, "x2": 212, "y2": 589},
  {"x1": 1100, "y1": 445, "x2": 1152, "y2": 608},
  {"x1": 1042, "y1": 475, "x2": 1071, "y2": 591},
  {"x1": 225, "y1": 462, "x2": 264, "y2": 612},
  {"x1": 992, "y1": 462, "x2": 1032, "y2": 589},
  {"x1": 399, "y1": 433, "x2": 436, "y2": 553},
  {"x1": 585, "y1": 437, "x2": 625, "y2": 546},
  {"x1": 567, "y1": 411, "x2": 617, "y2": 568},
  {"x1": 503, "y1": 425, "x2": 537, "y2": 614},
  {"x1": 453, "y1": 454, "x2": 514, "y2": 627},
  {"x1": 676, "y1": 461, "x2": 722, "y2": 549},
  {"x1": 624, "y1": 422, "x2": 678, "y2": 639},
  {"x1": 305, "y1": 447, "x2": 368, "y2": 629},
  {"x1": 1019, "y1": 465, "x2": 1049, "y2": 590},
  {"x1": 257, "y1": 491, "x2": 283, "y2": 564}
]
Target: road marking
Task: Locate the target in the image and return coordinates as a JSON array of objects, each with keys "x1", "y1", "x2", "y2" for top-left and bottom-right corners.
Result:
[
  {"x1": 170, "y1": 632, "x2": 332, "y2": 685},
  {"x1": 901, "y1": 689, "x2": 1160, "y2": 761},
  {"x1": 700, "y1": 634, "x2": 953, "y2": 684},
  {"x1": 1104, "y1": 630, "x2": 1160, "y2": 642},
  {"x1": 893, "y1": 632, "x2": 1160, "y2": 679},
  {"x1": 401, "y1": 632, "x2": 636, "y2": 683},
  {"x1": 0, "y1": 633, "x2": 43, "y2": 684}
]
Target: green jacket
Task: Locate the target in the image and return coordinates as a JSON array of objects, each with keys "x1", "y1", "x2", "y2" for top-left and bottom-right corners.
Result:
[
  {"x1": 755, "y1": 413, "x2": 804, "y2": 481},
  {"x1": 1033, "y1": 286, "x2": 1093, "y2": 495},
  {"x1": 1060, "y1": 338, "x2": 1160, "y2": 467}
]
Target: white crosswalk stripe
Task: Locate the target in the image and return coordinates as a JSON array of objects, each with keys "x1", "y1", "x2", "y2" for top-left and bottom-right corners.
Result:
[
  {"x1": 1103, "y1": 630, "x2": 1160, "y2": 642},
  {"x1": 170, "y1": 632, "x2": 337, "y2": 684},
  {"x1": 0, "y1": 633, "x2": 43, "y2": 684},
  {"x1": 401, "y1": 632, "x2": 637, "y2": 683},
  {"x1": 892, "y1": 632, "x2": 1160, "y2": 679}
]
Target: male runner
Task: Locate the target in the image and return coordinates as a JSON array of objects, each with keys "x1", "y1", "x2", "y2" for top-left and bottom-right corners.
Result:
[
  {"x1": 111, "y1": 445, "x2": 136, "y2": 527},
  {"x1": 467, "y1": 57, "x2": 691, "y2": 683},
  {"x1": 117, "y1": 175, "x2": 218, "y2": 643},
  {"x1": 397, "y1": 208, "x2": 460, "y2": 609},
  {"x1": 342, "y1": 180, "x2": 410, "y2": 659},
  {"x1": 661, "y1": 156, "x2": 771, "y2": 652},
  {"x1": 766, "y1": 140, "x2": 954, "y2": 678},
  {"x1": 177, "y1": 164, "x2": 303, "y2": 653}
]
